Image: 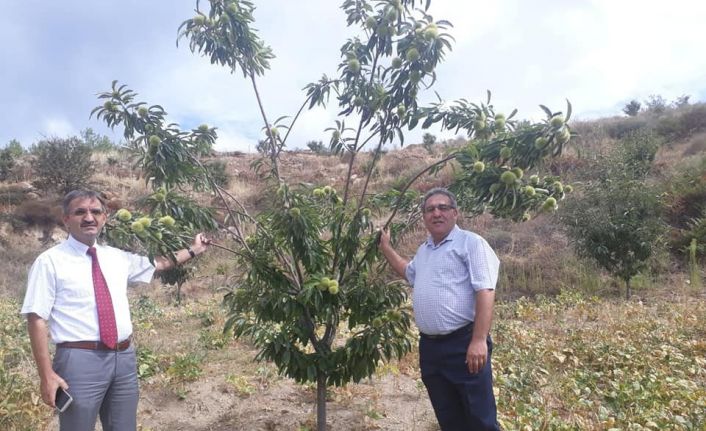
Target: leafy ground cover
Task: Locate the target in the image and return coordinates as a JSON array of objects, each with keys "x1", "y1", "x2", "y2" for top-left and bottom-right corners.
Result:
[
  {"x1": 2, "y1": 285, "x2": 703, "y2": 430},
  {"x1": 494, "y1": 290, "x2": 706, "y2": 430}
]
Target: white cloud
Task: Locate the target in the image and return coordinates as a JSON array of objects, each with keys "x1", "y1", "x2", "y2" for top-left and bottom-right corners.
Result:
[
  {"x1": 428, "y1": 0, "x2": 515, "y2": 47},
  {"x1": 556, "y1": 0, "x2": 706, "y2": 113},
  {"x1": 42, "y1": 118, "x2": 75, "y2": 139},
  {"x1": 1, "y1": 0, "x2": 705, "y2": 149},
  {"x1": 212, "y1": 126, "x2": 258, "y2": 152}
]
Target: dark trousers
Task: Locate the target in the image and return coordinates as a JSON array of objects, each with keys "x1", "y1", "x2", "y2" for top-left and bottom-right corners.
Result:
[{"x1": 419, "y1": 327, "x2": 499, "y2": 431}]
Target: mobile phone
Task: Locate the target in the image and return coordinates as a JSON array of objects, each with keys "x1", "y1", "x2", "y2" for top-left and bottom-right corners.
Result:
[{"x1": 55, "y1": 387, "x2": 73, "y2": 413}]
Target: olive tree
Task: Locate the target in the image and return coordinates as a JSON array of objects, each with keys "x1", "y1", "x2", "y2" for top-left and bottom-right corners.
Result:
[{"x1": 95, "y1": 0, "x2": 572, "y2": 428}]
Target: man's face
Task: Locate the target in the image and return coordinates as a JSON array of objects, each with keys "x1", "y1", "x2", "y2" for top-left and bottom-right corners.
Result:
[
  {"x1": 422, "y1": 193, "x2": 458, "y2": 243},
  {"x1": 63, "y1": 197, "x2": 107, "y2": 246}
]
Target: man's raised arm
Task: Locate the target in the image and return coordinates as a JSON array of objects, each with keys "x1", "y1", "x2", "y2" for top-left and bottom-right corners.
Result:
[{"x1": 378, "y1": 228, "x2": 409, "y2": 281}]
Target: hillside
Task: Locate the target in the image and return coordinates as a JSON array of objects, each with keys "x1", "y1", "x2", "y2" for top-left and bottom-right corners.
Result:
[{"x1": 1, "y1": 104, "x2": 705, "y2": 430}]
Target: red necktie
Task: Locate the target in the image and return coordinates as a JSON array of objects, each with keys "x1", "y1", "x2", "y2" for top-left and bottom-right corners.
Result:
[{"x1": 87, "y1": 247, "x2": 118, "y2": 349}]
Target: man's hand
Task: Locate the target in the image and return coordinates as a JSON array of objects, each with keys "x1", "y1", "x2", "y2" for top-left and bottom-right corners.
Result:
[
  {"x1": 466, "y1": 339, "x2": 488, "y2": 374},
  {"x1": 40, "y1": 370, "x2": 68, "y2": 408},
  {"x1": 467, "y1": 289, "x2": 495, "y2": 374},
  {"x1": 378, "y1": 228, "x2": 391, "y2": 250},
  {"x1": 190, "y1": 232, "x2": 211, "y2": 255},
  {"x1": 154, "y1": 232, "x2": 212, "y2": 271},
  {"x1": 377, "y1": 228, "x2": 409, "y2": 280}
]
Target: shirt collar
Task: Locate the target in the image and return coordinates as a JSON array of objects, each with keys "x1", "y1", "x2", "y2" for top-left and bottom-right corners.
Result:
[
  {"x1": 66, "y1": 234, "x2": 96, "y2": 255},
  {"x1": 424, "y1": 224, "x2": 460, "y2": 248}
]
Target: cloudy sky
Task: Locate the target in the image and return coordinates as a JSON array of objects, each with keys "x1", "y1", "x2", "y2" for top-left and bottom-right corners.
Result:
[{"x1": 2, "y1": 0, "x2": 705, "y2": 152}]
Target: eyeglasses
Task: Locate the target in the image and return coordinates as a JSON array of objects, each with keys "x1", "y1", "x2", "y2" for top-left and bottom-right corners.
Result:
[
  {"x1": 71, "y1": 208, "x2": 105, "y2": 217},
  {"x1": 423, "y1": 204, "x2": 456, "y2": 214}
]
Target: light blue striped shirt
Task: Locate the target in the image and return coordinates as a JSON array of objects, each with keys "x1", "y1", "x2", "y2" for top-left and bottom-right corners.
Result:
[{"x1": 405, "y1": 225, "x2": 499, "y2": 335}]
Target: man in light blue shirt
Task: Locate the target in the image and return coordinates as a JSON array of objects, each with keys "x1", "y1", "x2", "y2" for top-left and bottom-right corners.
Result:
[{"x1": 380, "y1": 187, "x2": 500, "y2": 431}]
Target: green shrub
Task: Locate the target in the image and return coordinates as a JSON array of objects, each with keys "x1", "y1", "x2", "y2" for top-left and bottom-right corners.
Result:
[
  {"x1": 0, "y1": 149, "x2": 15, "y2": 181},
  {"x1": 166, "y1": 353, "x2": 203, "y2": 383},
  {"x1": 81, "y1": 128, "x2": 119, "y2": 152},
  {"x1": 31, "y1": 137, "x2": 95, "y2": 194},
  {"x1": 199, "y1": 328, "x2": 230, "y2": 350},
  {"x1": 602, "y1": 116, "x2": 650, "y2": 139},
  {"x1": 204, "y1": 159, "x2": 230, "y2": 187},
  {"x1": 422, "y1": 133, "x2": 437, "y2": 154},
  {"x1": 4, "y1": 139, "x2": 24, "y2": 158},
  {"x1": 674, "y1": 215, "x2": 706, "y2": 262},
  {"x1": 224, "y1": 374, "x2": 255, "y2": 396},
  {"x1": 0, "y1": 140, "x2": 22, "y2": 181},
  {"x1": 306, "y1": 140, "x2": 330, "y2": 155},
  {"x1": 655, "y1": 103, "x2": 706, "y2": 140},
  {"x1": 644, "y1": 94, "x2": 667, "y2": 115},
  {"x1": 622, "y1": 100, "x2": 641, "y2": 116},
  {"x1": 560, "y1": 132, "x2": 664, "y2": 299},
  {"x1": 662, "y1": 155, "x2": 706, "y2": 257},
  {"x1": 136, "y1": 347, "x2": 161, "y2": 379}
]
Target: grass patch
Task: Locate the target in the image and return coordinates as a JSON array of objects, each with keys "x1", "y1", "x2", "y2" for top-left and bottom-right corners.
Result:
[
  {"x1": 0, "y1": 298, "x2": 51, "y2": 430},
  {"x1": 494, "y1": 291, "x2": 706, "y2": 430}
]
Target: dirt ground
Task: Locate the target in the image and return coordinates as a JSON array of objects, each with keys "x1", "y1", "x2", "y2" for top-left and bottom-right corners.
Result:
[
  {"x1": 44, "y1": 346, "x2": 438, "y2": 431},
  {"x1": 136, "y1": 368, "x2": 438, "y2": 430},
  {"x1": 37, "y1": 281, "x2": 439, "y2": 431}
]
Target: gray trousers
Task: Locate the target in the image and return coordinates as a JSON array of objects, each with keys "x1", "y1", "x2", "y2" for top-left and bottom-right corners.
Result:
[{"x1": 53, "y1": 344, "x2": 139, "y2": 431}]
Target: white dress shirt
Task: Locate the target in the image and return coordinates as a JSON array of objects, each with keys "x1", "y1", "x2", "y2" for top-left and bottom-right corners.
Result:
[
  {"x1": 406, "y1": 225, "x2": 499, "y2": 335},
  {"x1": 21, "y1": 235, "x2": 155, "y2": 344}
]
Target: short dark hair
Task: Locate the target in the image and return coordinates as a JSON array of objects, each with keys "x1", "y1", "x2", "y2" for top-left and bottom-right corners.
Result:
[
  {"x1": 62, "y1": 190, "x2": 105, "y2": 215},
  {"x1": 422, "y1": 187, "x2": 458, "y2": 209}
]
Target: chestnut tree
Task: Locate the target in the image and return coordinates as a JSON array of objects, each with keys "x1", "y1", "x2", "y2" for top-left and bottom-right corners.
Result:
[
  {"x1": 91, "y1": 82, "x2": 219, "y2": 302},
  {"x1": 99, "y1": 0, "x2": 572, "y2": 428}
]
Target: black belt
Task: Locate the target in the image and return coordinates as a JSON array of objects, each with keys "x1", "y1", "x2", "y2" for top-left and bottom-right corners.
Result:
[
  {"x1": 57, "y1": 337, "x2": 131, "y2": 351},
  {"x1": 420, "y1": 322, "x2": 474, "y2": 340}
]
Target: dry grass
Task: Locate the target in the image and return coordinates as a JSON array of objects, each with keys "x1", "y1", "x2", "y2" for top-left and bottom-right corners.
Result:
[
  {"x1": 682, "y1": 131, "x2": 706, "y2": 157},
  {"x1": 0, "y1": 229, "x2": 54, "y2": 299}
]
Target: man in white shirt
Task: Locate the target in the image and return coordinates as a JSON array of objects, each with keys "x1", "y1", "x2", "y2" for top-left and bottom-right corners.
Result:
[
  {"x1": 379, "y1": 187, "x2": 500, "y2": 431},
  {"x1": 21, "y1": 189, "x2": 211, "y2": 431}
]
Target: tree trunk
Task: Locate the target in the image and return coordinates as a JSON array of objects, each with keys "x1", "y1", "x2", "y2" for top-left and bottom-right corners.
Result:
[
  {"x1": 316, "y1": 372, "x2": 327, "y2": 431},
  {"x1": 625, "y1": 278, "x2": 631, "y2": 300}
]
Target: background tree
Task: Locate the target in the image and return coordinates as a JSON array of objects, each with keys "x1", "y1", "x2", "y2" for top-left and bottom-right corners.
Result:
[
  {"x1": 623, "y1": 99, "x2": 641, "y2": 117},
  {"x1": 0, "y1": 151, "x2": 14, "y2": 181},
  {"x1": 421, "y1": 132, "x2": 436, "y2": 153},
  {"x1": 645, "y1": 94, "x2": 667, "y2": 115},
  {"x1": 4, "y1": 139, "x2": 24, "y2": 158},
  {"x1": 204, "y1": 159, "x2": 231, "y2": 188},
  {"x1": 560, "y1": 131, "x2": 664, "y2": 299},
  {"x1": 80, "y1": 128, "x2": 120, "y2": 152},
  {"x1": 306, "y1": 140, "x2": 329, "y2": 154},
  {"x1": 0, "y1": 140, "x2": 23, "y2": 181},
  {"x1": 673, "y1": 94, "x2": 690, "y2": 109},
  {"x1": 30, "y1": 137, "x2": 95, "y2": 194}
]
